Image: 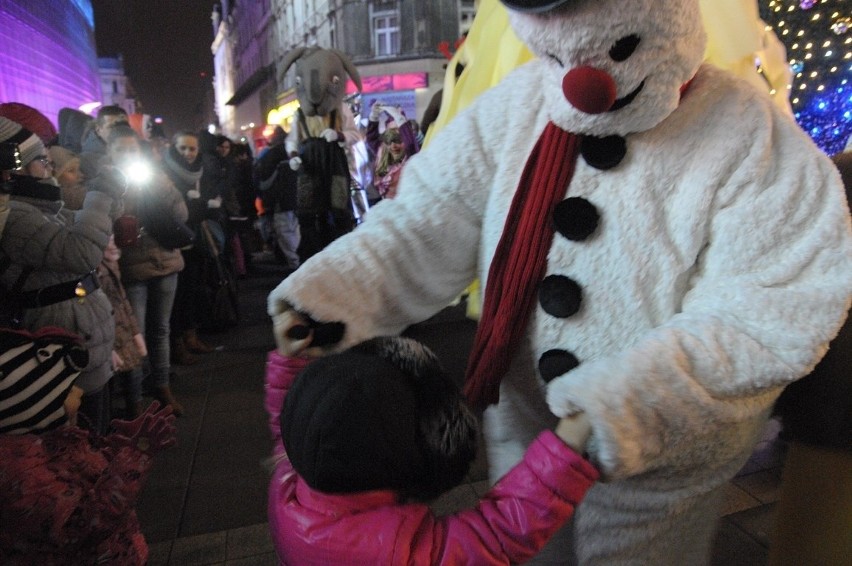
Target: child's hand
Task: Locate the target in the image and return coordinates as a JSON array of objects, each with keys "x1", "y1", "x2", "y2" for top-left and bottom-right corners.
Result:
[
  {"x1": 272, "y1": 309, "x2": 314, "y2": 356},
  {"x1": 555, "y1": 412, "x2": 591, "y2": 455},
  {"x1": 133, "y1": 333, "x2": 148, "y2": 357}
]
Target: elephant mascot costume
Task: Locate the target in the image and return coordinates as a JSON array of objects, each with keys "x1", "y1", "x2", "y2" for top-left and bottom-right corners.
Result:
[{"x1": 279, "y1": 47, "x2": 363, "y2": 262}]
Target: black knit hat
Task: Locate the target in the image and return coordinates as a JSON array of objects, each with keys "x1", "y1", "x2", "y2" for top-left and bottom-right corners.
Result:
[
  {"x1": 501, "y1": 0, "x2": 573, "y2": 13},
  {"x1": 281, "y1": 337, "x2": 479, "y2": 500}
]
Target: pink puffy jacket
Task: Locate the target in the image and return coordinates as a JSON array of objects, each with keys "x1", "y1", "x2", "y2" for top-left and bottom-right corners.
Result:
[{"x1": 264, "y1": 350, "x2": 599, "y2": 565}]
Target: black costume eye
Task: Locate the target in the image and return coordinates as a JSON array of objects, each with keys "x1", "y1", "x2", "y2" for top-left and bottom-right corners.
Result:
[{"x1": 609, "y1": 35, "x2": 641, "y2": 62}]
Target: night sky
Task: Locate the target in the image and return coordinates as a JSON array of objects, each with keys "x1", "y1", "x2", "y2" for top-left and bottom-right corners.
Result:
[{"x1": 91, "y1": 0, "x2": 216, "y2": 134}]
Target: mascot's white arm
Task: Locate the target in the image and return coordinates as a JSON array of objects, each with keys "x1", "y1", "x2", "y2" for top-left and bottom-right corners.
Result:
[{"x1": 547, "y1": 88, "x2": 852, "y2": 480}]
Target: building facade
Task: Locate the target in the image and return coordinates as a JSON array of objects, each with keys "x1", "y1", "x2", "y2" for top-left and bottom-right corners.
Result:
[
  {"x1": 211, "y1": 0, "x2": 474, "y2": 143},
  {"x1": 97, "y1": 56, "x2": 137, "y2": 115},
  {"x1": 211, "y1": 0, "x2": 277, "y2": 143},
  {"x1": 0, "y1": 0, "x2": 102, "y2": 129}
]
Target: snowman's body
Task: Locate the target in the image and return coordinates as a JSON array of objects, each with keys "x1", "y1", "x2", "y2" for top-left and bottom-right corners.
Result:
[{"x1": 270, "y1": 0, "x2": 852, "y2": 562}]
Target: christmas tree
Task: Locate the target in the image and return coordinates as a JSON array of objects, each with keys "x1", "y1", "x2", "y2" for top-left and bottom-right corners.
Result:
[{"x1": 759, "y1": 0, "x2": 851, "y2": 155}]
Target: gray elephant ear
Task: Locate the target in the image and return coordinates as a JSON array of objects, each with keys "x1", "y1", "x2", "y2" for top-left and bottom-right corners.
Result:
[
  {"x1": 278, "y1": 47, "x2": 307, "y2": 84},
  {"x1": 329, "y1": 48, "x2": 362, "y2": 92}
]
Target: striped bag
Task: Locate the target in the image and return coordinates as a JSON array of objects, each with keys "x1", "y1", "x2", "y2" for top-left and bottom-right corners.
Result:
[{"x1": 0, "y1": 327, "x2": 88, "y2": 435}]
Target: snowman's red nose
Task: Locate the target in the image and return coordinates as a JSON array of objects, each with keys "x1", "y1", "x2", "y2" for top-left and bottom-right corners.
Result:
[{"x1": 562, "y1": 66, "x2": 617, "y2": 114}]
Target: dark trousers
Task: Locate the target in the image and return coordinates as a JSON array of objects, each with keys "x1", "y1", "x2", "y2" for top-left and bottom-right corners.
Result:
[{"x1": 296, "y1": 211, "x2": 353, "y2": 263}]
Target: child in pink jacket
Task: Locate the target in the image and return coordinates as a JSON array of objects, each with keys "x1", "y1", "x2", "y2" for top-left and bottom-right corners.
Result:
[{"x1": 265, "y1": 336, "x2": 598, "y2": 565}]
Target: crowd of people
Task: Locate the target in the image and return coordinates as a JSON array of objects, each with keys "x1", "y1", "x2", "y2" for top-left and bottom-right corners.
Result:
[{"x1": 0, "y1": 95, "x2": 428, "y2": 562}]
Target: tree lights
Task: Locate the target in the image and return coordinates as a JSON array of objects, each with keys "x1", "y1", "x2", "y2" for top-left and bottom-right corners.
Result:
[{"x1": 760, "y1": 0, "x2": 851, "y2": 155}]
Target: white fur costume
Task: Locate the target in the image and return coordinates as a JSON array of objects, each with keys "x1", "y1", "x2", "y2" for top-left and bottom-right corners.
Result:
[{"x1": 270, "y1": 1, "x2": 852, "y2": 563}]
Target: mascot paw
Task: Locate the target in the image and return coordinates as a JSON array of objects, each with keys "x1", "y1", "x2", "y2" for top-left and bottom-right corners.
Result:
[
  {"x1": 289, "y1": 157, "x2": 302, "y2": 171},
  {"x1": 272, "y1": 309, "x2": 314, "y2": 356}
]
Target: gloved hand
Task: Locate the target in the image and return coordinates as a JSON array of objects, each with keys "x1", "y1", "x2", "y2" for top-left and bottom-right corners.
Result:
[
  {"x1": 186, "y1": 189, "x2": 201, "y2": 200},
  {"x1": 87, "y1": 166, "x2": 127, "y2": 199},
  {"x1": 320, "y1": 128, "x2": 339, "y2": 143},
  {"x1": 289, "y1": 156, "x2": 302, "y2": 171},
  {"x1": 207, "y1": 196, "x2": 222, "y2": 209},
  {"x1": 110, "y1": 401, "x2": 177, "y2": 456},
  {"x1": 369, "y1": 102, "x2": 383, "y2": 122}
]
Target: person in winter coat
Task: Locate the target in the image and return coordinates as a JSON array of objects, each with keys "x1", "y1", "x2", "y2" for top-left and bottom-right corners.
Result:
[
  {"x1": 0, "y1": 327, "x2": 176, "y2": 565},
  {"x1": 98, "y1": 235, "x2": 148, "y2": 417},
  {"x1": 78, "y1": 105, "x2": 129, "y2": 179},
  {"x1": 116, "y1": 126, "x2": 189, "y2": 416},
  {"x1": 365, "y1": 102, "x2": 420, "y2": 200},
  {"x1": 0, "y1": 118, "x2": 124, "y2": 435},
  {"x1": 256, "y1": 126, "x2": 300, "y2": 270},
  {"x1": 162, "y1": 131, "x2": 215, "y2": 365},
  {"x1": 50, "y1": 145, "x2": 85, "y2": 210},
  {"x1": 265, "y1": 335, "x2": 598, "y2": 566}
]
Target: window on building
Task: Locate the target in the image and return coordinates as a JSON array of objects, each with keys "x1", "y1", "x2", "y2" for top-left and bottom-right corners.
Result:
[
  {"x1": 459, "y1": 0, "x2": 476, "y2": 35},
  {"x1": 112, "y1": 80, "x2": 118, "y2": 94},
  {"x1": 372, "y1": 4, "x2": 400, "y2": 57}
]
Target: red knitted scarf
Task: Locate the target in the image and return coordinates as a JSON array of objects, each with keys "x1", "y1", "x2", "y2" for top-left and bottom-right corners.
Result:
[{"x1": 463, "y1": 123, "x2": 581, "y2": 410}]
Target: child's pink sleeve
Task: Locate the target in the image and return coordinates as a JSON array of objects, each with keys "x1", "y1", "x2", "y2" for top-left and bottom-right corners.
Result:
[{"x1": 264, "y1": 351, "x2": 311, "y2": 457}]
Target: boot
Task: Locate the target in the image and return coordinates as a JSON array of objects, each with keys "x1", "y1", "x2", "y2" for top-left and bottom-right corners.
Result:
[
  {"x1": 155, "y1": 385, "x2": 184, "y2": 417},
  {"x1": 184, "y1": 329, "x2": 214, "y2": 354},
  {"x1": 170, "y1": 337, "x2": 199, "y2": 366}
]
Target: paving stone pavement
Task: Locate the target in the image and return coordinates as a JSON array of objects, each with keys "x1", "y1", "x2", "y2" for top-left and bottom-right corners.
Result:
[{"x1": 137, "y1": 254, "x2": 784, "y2": 565}]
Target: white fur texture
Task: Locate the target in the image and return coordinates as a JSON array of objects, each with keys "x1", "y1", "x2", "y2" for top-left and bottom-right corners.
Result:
[
  {"x1": 269, "y1": 3, "x2": 852, "y2": 561},
  {"x1": 507, "y1": 0, "x2": 706, "y2": 136}
]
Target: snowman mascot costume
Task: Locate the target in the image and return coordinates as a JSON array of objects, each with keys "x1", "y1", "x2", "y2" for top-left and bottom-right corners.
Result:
[{"x1": 270, "y1": 0, "x2": 852, "y2": 563}]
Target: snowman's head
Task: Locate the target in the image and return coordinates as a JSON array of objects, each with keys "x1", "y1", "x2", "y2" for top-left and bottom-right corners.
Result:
[{"x1": 504, "y1": 0, "x2": 706, "y2": 136}]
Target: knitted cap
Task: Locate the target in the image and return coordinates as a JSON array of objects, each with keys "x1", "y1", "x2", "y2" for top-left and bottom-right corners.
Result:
[
  {"x1": 281, "y1": 337, "x2": 479, "y2": 500},
  {"x1": 0, "y1": 116, "x2": 46, "y2": 168},
  {"x1": 0, "y1": 327, "x2": 89, "y2": 435},
  {"x1": 0, "y1": 102, "x2": 57, "y2": 144}
]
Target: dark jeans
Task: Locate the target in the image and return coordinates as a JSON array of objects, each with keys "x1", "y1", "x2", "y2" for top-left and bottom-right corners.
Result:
[{"x1": 125, "y1": 273, "x2": 178, "y2": 402}]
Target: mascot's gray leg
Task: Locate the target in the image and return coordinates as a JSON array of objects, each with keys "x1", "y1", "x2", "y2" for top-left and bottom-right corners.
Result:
[{"x1": 483, "y1": 344, "x2": 770, "y2": 565}]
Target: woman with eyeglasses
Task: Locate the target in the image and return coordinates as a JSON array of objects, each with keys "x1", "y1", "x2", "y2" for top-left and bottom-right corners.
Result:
[
  {"x1": 365, "y1": 102, "x2": 420, "y2": 200},
  {"x1": 0, "y1": 116, "x2": 126, "y2": 436}
]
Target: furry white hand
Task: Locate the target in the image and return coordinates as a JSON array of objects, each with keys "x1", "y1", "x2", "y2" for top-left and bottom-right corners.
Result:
[
  {"x1": 320, "y1": 128, "x2": 339, "y2": 143},
  {"x1": 272, "y1": 309, "x2": 315, "y2": 357},
  {"x1": 207, "y1": 196, "x2": 222, "y2": 209},
  {"x1": 187, "y1": 189, "x2": 201, "y2": 200},
  {"x1": 289, "y1": 157, "x2": 302, "y2": 171}
]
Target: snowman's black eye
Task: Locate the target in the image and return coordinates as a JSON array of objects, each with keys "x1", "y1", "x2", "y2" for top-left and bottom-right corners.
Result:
[{"x1": 609, "y1": 35, "x2": 641, "y2": 62}]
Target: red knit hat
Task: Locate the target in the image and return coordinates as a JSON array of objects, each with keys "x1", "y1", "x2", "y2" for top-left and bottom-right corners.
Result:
[{"x1": 0, "y1": 102, "x2": 57, "y2": 144}]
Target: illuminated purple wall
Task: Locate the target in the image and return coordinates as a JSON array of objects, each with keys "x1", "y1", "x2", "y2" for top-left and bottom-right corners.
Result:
[{"x1": 0, "y1": 0, "x2": 102, "y2": 130}]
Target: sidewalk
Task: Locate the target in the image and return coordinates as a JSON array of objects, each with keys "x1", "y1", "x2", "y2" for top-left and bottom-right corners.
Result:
[{"x1": 138, "y1": 254, "x2": 783, "y2": 565}]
